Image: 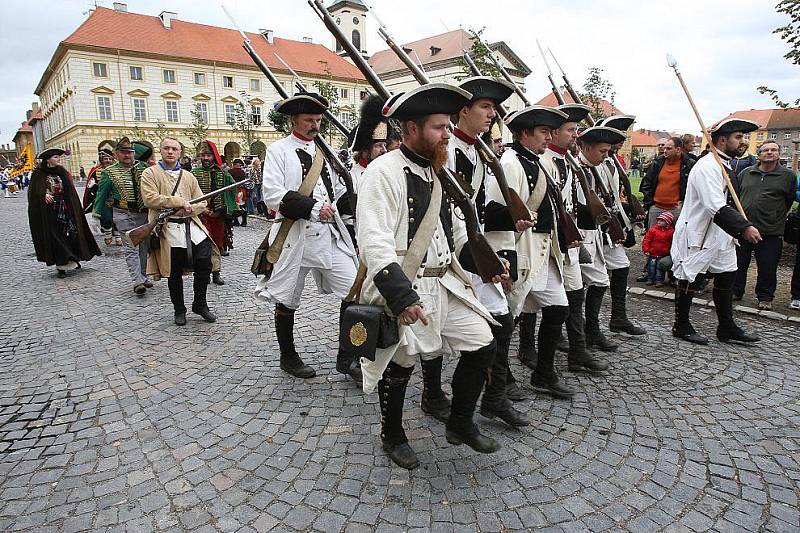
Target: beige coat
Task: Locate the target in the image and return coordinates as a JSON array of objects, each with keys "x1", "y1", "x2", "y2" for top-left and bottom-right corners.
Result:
[{"x1": 140, "y1": 165, "x2": 220, "y2": 279}]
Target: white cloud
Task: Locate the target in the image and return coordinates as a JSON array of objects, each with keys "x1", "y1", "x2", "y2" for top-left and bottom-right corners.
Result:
[{"x1": 1, "y1": 0, "x2": 797, "y2": 146}]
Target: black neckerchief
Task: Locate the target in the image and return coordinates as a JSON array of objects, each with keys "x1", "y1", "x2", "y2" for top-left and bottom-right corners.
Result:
[{"x1": 400, "y1": 144, "x2": 431, "y2": 168}]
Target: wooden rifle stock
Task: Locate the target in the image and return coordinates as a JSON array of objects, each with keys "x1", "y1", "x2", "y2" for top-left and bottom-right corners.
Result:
[
  {"x1": 533, "y1": 158, "x2": 583, "y2": 253},
  {"x1": 588, "y1": 166, "x2": 626, "y2": 244},
  {"x1": 126, "y1": 219, "x2": 160, "y2": 247},
  {"x1": 310, "y1": 0, "x2": 504, "y2": 282},
  {"x1": 566, "y1": 154, "x2": 610, "y2": 226}
]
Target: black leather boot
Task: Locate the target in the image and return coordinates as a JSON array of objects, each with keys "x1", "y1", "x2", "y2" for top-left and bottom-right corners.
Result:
[
  {"x1": 212, "y1": 271, "x2": 225, "y2": 286},
  {"x1": 420, "y1": 356, "x2": 450, "y2": 422},
  {"x1": 481, "y1": 315, "x2": 529, "y2": 427},
  {"x1": 275, "y1": 304, "x2": 315, "y2": 378},
  {"x1": 168, "y1": 276, "x2": 187, "y2": 325},
  {"x1": 565, "y1": 289, "x2": 608, "y2": 373},
  {"x1": 608, "y1": 267, "x2": 646, "y2": 335},
  {"x1": 584, "y1": 285, "x2": 617, "y2": 352},
  {"x1": 378, "y1": 363, "x2": 418, "y2": 470},
  {"x1": 672, "y1": 281, "x2": 708, "y2": 345},
  {"x1": 191, "y1": 272, "x2": 217, "y2": 323},
  {"x1": 517, "y1": 312, "x2": 537, "y2": 368},
  {"x1": 531, "y1": 306, "x2": 575, "y2": 399},
  {"x1": 336, "y1": 302, "x2": 363, "y2": 383},
  {"x1": 446, "y1": 342, "x2": 501, "y2": 453},
  {"x1": 713, "y1": 273, "x2": 759, "y2": 343}
]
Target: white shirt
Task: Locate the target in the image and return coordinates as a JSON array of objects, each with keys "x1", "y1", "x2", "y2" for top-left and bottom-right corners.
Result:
[{"x1": 161, "y1": 166, "x2": 206, "y2": 249}]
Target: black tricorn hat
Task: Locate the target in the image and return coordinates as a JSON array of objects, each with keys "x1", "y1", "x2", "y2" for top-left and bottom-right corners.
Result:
[
  {"x1": 557, "y1": 103, "x2": 592, "y2": 124},
  {"x1": 349, "y1": 94, "x2": 389, "y2": 152},
  {"x1": 710, "y1": 117, "x2": 760, "y2": 136},
  {"x1": 382, "y1": 83, "x2": 472, "y2": 120},
  {"x1": 599, "y1": 114, "x2": 635, "y2": 131},
  {"x1": 458, "y1": 76, "x2": 515, "y2": 105},
  {"x1": 37, "y1": 148, "x2": 66, "y2": 160},
  {"x1": 276, "y1": 91, "x2": 329, "y2": 115},
  {"x1": 504, "y1": 105, "x2": 569, "y2": 132},
  {"x1": 578, "y1": 126, "x2": 627, "y2": 145},
  {"x1": 114, "y1": 136, "x2": 135, "y2": 152}
]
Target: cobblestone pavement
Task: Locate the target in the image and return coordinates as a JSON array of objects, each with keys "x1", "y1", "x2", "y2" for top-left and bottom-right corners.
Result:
[{"x1": 1, "y1": 192, "x2": 799, "y2": 532}]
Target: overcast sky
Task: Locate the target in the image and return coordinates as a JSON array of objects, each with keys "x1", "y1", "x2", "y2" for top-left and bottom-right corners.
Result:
[{"x1": 1, "y1": 0, "x2": 797, "y2": 147}]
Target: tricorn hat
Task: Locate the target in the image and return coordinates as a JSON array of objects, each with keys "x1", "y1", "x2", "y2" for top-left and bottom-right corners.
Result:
[
  {"x1": 349, "y1": 94, "x2": 389, "y2": 153},
  {"x1": 458, "y1": 76, "x2": 515, "y2": 105},
  {"x1": 710, "y1": 117, "x2": 760, "y2": 136},
  {"x1": 504, "y1": 105, "x2": 569, "y2": 132},
  {"x1": 382, "y1": 83, "x2": 472, "y2": 120},
  {"x1": 557, "y1": 103, "x2": 592, "y2": 124},
  {"x1": 578, "y1": 126, "x2": 627, "y2": 145},
  {"x1": 37, "y1": 147, "x2": 66, "y2": 160},
  {"x1": 133, "y1": 141, "x2": 153, "y2": 162},
  {"x1": 114, "y1": 136, "x2": 135, "y2": 152},
  {"x1": 599, "y1": 114, "x2": 635, "y2": 131},
  {"x1": 276, "y1": 91, "x2": 329, "y2": 115}
]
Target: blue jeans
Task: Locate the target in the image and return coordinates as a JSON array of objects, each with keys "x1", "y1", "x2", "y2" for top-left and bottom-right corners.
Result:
[{"x1": 647, "y1": 256, "x2": 665, "y2": 283}]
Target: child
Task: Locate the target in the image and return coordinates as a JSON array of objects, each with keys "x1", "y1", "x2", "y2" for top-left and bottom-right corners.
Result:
[{"x1": 642, "y1": 211, "x2": 675, "y2": 287}]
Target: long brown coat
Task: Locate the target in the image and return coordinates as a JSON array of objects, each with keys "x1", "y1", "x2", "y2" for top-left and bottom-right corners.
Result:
[{"x1": 140, "y1": 165, "x2": 220, "y2": 279}]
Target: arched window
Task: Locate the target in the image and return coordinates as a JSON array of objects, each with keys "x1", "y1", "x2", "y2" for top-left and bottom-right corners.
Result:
[{"x1": 352, "y1": 30, "x2": 361, "y2": 52}]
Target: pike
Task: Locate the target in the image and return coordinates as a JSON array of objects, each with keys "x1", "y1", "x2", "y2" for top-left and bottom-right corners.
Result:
[
  {"x1": 363, "y1": 12, "x2": 531, "y2": 226},
  {"x1": 125, "y1": 177, "x2": 249, "y2": 246},
  {"x1": 666, "y1": 54, "x2": 747, "y2": 218},
  {"x1": 549, "y1": 47, "x2": 648, "y2": 223},
  {"x1": 460, "y1": 49, "x2": 583, "y2": 252},
  {"x1": 221, "y1": 5, "x2": 357, "y2": 217},
  {"x1": 308, "y1": 0, "x2": 505, "y2": 283}
]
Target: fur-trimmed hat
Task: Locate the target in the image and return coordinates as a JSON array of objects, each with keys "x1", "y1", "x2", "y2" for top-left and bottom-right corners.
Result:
[{"x1": 349, "y1": 94, "x2": 389, "y2": 153}]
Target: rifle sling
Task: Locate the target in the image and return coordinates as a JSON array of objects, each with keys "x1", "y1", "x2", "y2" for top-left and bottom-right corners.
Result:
[{"x1": 266, "y1": 148, "x2": 325, "y2": 264}]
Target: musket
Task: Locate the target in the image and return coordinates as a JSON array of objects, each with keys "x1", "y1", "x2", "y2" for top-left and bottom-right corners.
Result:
[
  {"x1": 126, "y1": 178, "x2": 249, "y2": 246},
  {"x1": 549, "y1": 47, "x2": 647, "y2": 222},
  {"x1": 309, "y1": 0, "x2": 505, "y2": 282},
  {"x1": 365, "y1": 10, "x2": 531, "y2": 225},
  {"x1": 222, "y1": 6, "x2": 357, "y2": 217},
  {"x1": 461, "y1": 49, "x2": 583, "y2": 251},
  {"x1": 469, "y1": 29, "x2": 527, "y2": 104}
]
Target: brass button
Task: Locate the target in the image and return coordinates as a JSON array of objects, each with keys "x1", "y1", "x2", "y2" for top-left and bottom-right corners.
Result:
[{"x1": 382, "y1": 269, "x2": 389, "y2": 275}]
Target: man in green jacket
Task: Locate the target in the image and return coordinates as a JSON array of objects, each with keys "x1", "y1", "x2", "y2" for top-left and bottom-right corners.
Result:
[{"x1": 733, "y1": 140, "x2": 798, "y2": 309}]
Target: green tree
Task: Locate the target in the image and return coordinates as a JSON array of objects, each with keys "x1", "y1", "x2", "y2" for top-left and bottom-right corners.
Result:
[
  {"x1": 152, "y1": 120, "x2": 170, "y2": 145},
  {"x1": 456, "y1": 27, "x2": 502, "y2": 80},
  {"x1": 183, "y1": 104, "x2": 209, "y2": 156},
  {"x1": 232, "y1": 90, "x2": 258, "y2": 154},
  {"x1": 580, "y1": 67, "x2": 616, "y2": 120},
  {"x1": 758, "y1": 0, "x2": 800, "y2": 108},
  {"x1": 267, "y1": 106, "x2": 290, "y2": 135},
  {"x1": 312, "y1": 62, "x2": 342, "y2": 139}
]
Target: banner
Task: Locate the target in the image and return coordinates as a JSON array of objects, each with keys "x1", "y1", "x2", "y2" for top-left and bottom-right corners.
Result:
[{"x1": 9, "y1": 144, "x2": 34, "y2": 178}]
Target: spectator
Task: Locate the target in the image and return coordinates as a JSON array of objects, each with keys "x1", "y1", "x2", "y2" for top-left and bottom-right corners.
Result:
[
  {"x1": 642, "y1": 212, "x2": 675, "y2": 287},
  {"x1": 733, "y1": 141, "x2": 798, "y2": 310},
  {"x1": 656, "y1": 139, "x2": 666, "y2": 157},
  {"x1": 640, "y1": 136, "x2": 695, "y2": 227},
  {"x1": 791, "y1": 174, "x2": 800, "y2": 310},
  {"x1": 681, "y1": 133, "x2": 698, "y2": 162},
  {"x1": 730, "y1": 140, "x2": 757, "y2": 176}
]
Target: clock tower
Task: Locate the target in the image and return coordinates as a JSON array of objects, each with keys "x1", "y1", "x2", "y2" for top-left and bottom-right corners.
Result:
[{"x1": 328, "y1": 0, "x2": 368, "y2": 57}]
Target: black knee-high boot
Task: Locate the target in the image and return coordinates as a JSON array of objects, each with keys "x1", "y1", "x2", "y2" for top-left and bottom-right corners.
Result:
[
  {"x1": 531, "y1": 305, "x2": 575, "y2": 399},
  {"x1": 713, "y1": 272, "x2": 760, "y2": 343},
  {"x1": 517, "y1": 312, "x2": 537, "y2": 368},
  {"x1": 608, "y1": 267, "x2": 646, "y2": 335},
  {"x1": 584, "y1": 285, "x2": 617, "y2": 351},
  {"x1": 275, "y1": 304, "x2": 315, "y2": 378},
  {"x1": 446, "y1": 341, "x2": 501, "y2": 453},
  {"x1": 566, "y1": 289, "x2": 608, "y2": 373},
  {"x1": 480, "y1": 314, "x2": 529, "y2": 427},
  {"x1": 191, "y1": 271, "x2": 216, "y2": 322},
  {"x1": 378, "y1": 362, "x2": 418, "y2": 470},
  {"x1": 168, "y1": 276, "x2": 186, "y2": 325},
  {"x1": 672, "y1": 279, "x2": 708, "y2": 345},
  {"x1": 420, "y1": 355, "x2": 450, "y2": 422},
  {"x1": 336, "y1": 302, "x2": 363, "y2": 383}
]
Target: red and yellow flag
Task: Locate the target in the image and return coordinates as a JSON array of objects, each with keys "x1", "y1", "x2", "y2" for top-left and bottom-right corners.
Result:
[{"x1": 9, "y1": 144, "x2": 34, "y2": 178}]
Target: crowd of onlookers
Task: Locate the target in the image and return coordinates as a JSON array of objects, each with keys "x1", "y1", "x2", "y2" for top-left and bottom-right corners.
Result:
[
  {"x1": 0, "y1": 168, "x2": 30, "y2": 197},
  {"x1": 634, "y1": 135, "x2": 800, "y2": 311}
]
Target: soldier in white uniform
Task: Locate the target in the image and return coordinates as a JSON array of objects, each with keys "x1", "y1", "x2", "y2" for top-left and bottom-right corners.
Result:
[
  {"x1": 598, "y1": 115, "x2": 646, "y2": 338},
  {"x1": 671, "y1": 118, "x2": 762, "y2": 345},
  {"x1": 348, "y1": 94, "x2": 389, "y2": 193},
  {"x1": 485, "y1": 106, "x2": 581, "y2": 399},
  {"x1": 539, "y1": 104, "x2": 609, "y2": 373},
  {"x1": 356, "y1": 84, "x2": 508, "y2": 469},
  {"x1": 254, "y1": 92, "x2": 361, "y2": 382}
]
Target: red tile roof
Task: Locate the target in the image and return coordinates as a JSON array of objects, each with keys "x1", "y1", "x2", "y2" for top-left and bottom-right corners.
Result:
[
  {"x1": 631, "y1": 129, "x2": 660, "y2": 146},
  {"x1": 766, "y1": 107, "x2": 800, "y2": 130},
  {"x1": 37, "y1": 7, "x2": 364, "y2": 93},
  {"x1": 369, "y1": 29, "x2": 474, "y2": 75},
  {"x1": 535, "y1": 90, "x2": 625, "y2": 118}
]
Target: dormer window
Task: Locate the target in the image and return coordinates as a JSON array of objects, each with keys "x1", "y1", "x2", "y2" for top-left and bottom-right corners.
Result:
[{"x1": 430, "y1": 46, "x2": 441, "y2": 56}]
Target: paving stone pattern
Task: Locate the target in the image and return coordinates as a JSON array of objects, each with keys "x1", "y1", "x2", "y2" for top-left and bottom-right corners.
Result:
[{"x1": 1, "y1": 193, "x2": 799, "y2": 532}]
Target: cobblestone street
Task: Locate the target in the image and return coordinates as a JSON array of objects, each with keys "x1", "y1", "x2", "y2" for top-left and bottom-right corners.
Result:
[{"x1": 1, "y1": 192, "x2": 799, "y2": 532}]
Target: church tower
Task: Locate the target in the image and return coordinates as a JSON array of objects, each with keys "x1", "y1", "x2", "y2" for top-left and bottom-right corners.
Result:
[{"x1": 328, "y1": 0, "x2": 368, "y2": 57}]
